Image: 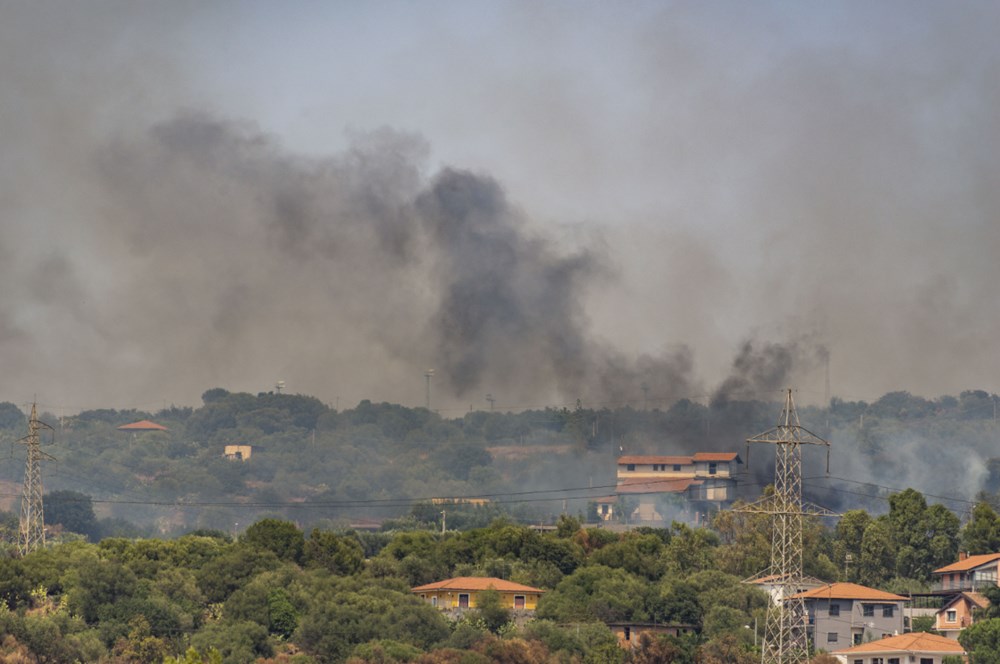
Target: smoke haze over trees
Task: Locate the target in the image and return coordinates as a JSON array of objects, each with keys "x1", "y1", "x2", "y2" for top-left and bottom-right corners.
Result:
[{"x1": 3, "y1": 3, "x2": 1000, "y2": 414}]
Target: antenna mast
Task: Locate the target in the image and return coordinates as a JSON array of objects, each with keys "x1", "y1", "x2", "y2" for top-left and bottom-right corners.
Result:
[
  {"x1": 18, "y1": 403, "x2": 54, "y2": 556},
  {"x1": 742, "y1": 389, "x2": 833, "y2": 664}
]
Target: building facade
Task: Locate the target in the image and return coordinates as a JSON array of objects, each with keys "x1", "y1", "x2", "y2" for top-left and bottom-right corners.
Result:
[
  {"x1": 412, "y1": 577, "x2": 544, "y2": 612},
  {"x1": 831, "y1": 631, "x2": 966, "y2": 664},
  {"x1": 613, "y1": 452, "x2": 742, "y2": 522},
  {"x1": 789, "y1": 582, "x2": 907, "y2": 650}
]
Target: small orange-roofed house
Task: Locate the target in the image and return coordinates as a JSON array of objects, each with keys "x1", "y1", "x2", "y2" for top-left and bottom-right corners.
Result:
[
  {"x1": 790, "y1": 582, "x2": 907, "y2": 650},
  {"x1": 934, "y1": 590, "x2": 988, "y2": 639},
  {"x1": 830, "y1": 631, "x2": 966, "y2": 664},
  {"x1": 412, "y1": 577, "x2": 544, "y2": 612}
]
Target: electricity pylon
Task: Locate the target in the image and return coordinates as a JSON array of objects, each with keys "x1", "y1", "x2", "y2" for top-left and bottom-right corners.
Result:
[
  {"x1": 18, "y1": 403, "x2": 53, "y2": 556},
  {"x1": 742, "y1": 389, "x2": 833, "y2": 664}
]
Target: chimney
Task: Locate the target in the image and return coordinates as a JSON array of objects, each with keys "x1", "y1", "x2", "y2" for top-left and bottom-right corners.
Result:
[{"x1": 959, "y1": 551, "x2": 968, "y2": 561}]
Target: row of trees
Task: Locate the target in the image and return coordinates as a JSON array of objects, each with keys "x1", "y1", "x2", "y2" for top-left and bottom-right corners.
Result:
[{"x1": 7, "y1": 487, "x2": 1000, "y2": 662}]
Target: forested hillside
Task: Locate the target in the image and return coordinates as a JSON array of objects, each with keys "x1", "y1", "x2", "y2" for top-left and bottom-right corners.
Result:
[
  {"x1": 0, "y1": 389, "x2": 999, "y2": 660},
  {"x1": 0, "y1": 388, "x2": 997, "y2": 538}
]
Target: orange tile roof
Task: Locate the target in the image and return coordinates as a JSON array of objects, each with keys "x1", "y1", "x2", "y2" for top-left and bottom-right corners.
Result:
[
  {"x1": 615, "y1": 477, "x2": 702, "y2": 494},
  {"x1": 117, "y1": 420, "x2": 169, "y2": 431},
  {"x1": 832, "y1": 632, "x2": 965, "y2": 655},
  {"x1": 618, "y1": 455, "x2": 693, "y2": 466},
  {"x1": 411, "y1": 577, "x2": 544, "y2": 594},
  {"x1": 941, "y1": 591, "x2": 989, "y2": 611},
  {"x1": 692, "y1": 452, "x2": 741, "y2": 462},
  {"x1": 788, "y1": 582, "x2": 906, "y2": 601},
  {"x1": 933, "y1": 552, "x2": 1000, "y2": 573}
]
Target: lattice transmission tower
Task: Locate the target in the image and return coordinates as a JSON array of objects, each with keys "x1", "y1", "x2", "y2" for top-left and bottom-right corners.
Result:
[
  {"x1": 18, "y1": 403, "x2": 53, "y2": 556},
  {"x1": 743, "y1": 389, "x2": 833, "y2": 664}
]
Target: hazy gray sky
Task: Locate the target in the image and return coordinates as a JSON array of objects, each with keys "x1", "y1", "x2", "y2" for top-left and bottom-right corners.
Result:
[{"x1": 3, "y1": 1, "x2": 999, "y2": 414}]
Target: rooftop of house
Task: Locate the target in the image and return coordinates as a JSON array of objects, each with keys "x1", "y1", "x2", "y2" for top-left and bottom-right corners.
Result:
[
  {"x1": 117, "y1": 420, "x2": 169, "y2": 431},
  {"x1": 411, "y1": 577, "x2": 545, "y2": 594},
  {"x1": 934, "y1": 552, "x2": 1000, "y2": 574},
  {"x1": 941, "y1": 591, "x2": 989, "y2": 611},
  {"x1": 788, "y1": 582, "x2": 907, "y2": 602},
  {"x1": 617, "y1": 452, "x2": 741, "y2": 465},
  {"x1": 831, "y1": 631, "x2": 966, "y2": 655},
  {"x1": 615, "y1": 477, "x2": 702, "y2": 494}
]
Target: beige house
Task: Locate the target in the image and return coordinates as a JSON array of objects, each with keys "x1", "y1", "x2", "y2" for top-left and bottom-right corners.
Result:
[
  {"x1": 224, "y1": 444, "x2": 252, "y2": 461},
  {"x1": 830, "y1": 631, "x2": 966, "y2": 664},
  {"x1": 934, "y1": 591, "x2": 988, "y2": 639},
  {"x1": 412, "y1": 577, "x2": 544, "y2": 612}
]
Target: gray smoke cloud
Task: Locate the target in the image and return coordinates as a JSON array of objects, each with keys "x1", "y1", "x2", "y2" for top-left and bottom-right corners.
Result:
[{"x1": 4, "y1": 1, "x2": 1000, "y2": 419}]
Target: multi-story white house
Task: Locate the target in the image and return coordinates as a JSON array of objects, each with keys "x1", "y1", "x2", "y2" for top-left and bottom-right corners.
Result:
[{"x1": 613, "y1": 452, "x2": 742, "y2": 522}]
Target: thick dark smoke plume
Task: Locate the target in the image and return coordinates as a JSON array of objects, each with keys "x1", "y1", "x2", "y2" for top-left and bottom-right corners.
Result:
[
  {"x1": 712, "y1": 339, "x2": 828, "y2": 408},
  {"x1": 84, "y1": 114, "x2": 700, "y2": 410}
]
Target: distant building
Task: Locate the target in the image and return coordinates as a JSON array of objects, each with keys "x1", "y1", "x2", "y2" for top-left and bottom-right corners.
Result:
[
  {"x1": 593, "y1": 496, "x2": 617, "y2": 521},
  {"x1": 606, "y1": 622, "x2": 697, "y2": 650},
  {"x1": 614, "y1": 452, "x2": 742, "y2": 522},
  {"x1": 412, "y1": 577, "x2": 544, "y2": 612},
  {"x1": 830, "y1": 631, "x2": 966, "y2": 664},
  {"x1": 224, "y1": 444, "x2": 252, "y2": 461}
]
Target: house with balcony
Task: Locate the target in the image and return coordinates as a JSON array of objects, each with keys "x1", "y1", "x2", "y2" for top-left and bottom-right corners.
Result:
[
  {"x1": 934, "y1": 590, "x2": 988, "y2": 639},
  {"x1": 830, "y1": 631, "x2": 966, "y2": 664},
  {"x1": 412, "y1": 577, "x2": 544, "y2": 613},
  {"x1": 932, "y1": 551, "x2": 1000, "y2": 592},
  {"x1": 613, "y1": 452, "x2": 742, "y2": 522},
  {"x1": 789, "y1": 582, "x2": 907, "y2": 650}
]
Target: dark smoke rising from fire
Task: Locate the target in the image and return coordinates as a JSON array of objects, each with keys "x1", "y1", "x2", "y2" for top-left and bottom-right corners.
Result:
[{"x1": 92, "y1": 114, "x2": 710, "y2": 408}]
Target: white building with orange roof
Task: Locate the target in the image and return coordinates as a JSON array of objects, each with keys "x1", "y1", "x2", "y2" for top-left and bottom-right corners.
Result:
[
  {"x1": 830, "y1": 631, "x2": 966, "y2": 664},
  {"x1": 411, "y1": 577, "x2": 544, "y2": 612},
  {"x1": 789, "y1": 582, "x2": 907, "y2": 650}
]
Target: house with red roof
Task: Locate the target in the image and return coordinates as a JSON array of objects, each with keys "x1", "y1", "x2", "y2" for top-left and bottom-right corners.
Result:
[
  {"x1": 789, "y1": 582, "x2": 907, "y2": 650},
  {"x1": 932, "y1": 551, "x2": 1000, "y2": 593},
  {"x1": 830, "y1": 631, "x2": 966, "y2": 664},
  {"x1": 613, "y1": 452, "x2": 742, "y2": 522},
  {"x1": 411, "y1": 577, "x2": 544, "y2": 612}
]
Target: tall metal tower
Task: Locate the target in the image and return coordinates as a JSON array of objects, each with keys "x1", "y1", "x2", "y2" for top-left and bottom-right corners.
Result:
[
  {"x1": 18, "y1": 403, "x2": 53, "y2": 556},
  {"x1": 744, "y1": 389, "x2": 832, "y2": 664}
]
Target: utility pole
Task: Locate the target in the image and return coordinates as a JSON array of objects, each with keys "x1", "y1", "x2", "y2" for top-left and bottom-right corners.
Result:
[
  {"x1": 486, "y1": 394, "x2": 495, "y2": 411},
  {"x1": 18, "y1": 403, "x2": 54, "y2": 557},
  {"x1": 424, "y1": 369, "x2": 434, "y2": 410},
  {"x1": 740, "y1": 389, "x2": 833, "y2": 664}
]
